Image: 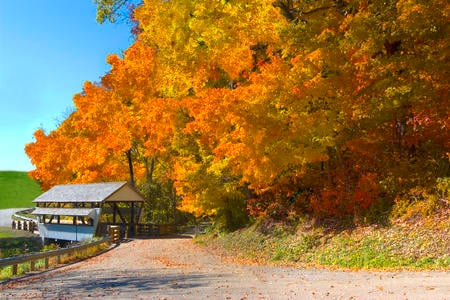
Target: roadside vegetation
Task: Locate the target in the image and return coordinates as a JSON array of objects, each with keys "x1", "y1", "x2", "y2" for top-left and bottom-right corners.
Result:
[
  {"x1": 198, "y1": 213, "x2": 449, "y2": 270},
  {"x1": 0, "y1": 237, "x2": 111, "y2": 280},
  {"x1": 0, "y1": 227, "x2": 42, "y2": 264},
  {"x1": 197, "y1": 183, "x2": 449, "y2": 270}
]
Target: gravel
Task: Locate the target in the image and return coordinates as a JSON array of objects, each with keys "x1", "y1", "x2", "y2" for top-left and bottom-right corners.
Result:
[
  {"x1": 0, "y1": 209, "x2": 21, "y2": 227},
  {"x1": 0, "y1": 237, "x2": 449, "y2": 299}
]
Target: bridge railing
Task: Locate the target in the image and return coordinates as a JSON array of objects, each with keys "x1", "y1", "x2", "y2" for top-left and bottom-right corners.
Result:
[
  {"x1": 0, "y1": 236, "x2": 112, "y2": 279},
  {"x1": 11, "y1": 219, "x2": 38, "y2": 233},
  {"x1": 97, "y1": 223, "x2": 176, "y2": 239}
]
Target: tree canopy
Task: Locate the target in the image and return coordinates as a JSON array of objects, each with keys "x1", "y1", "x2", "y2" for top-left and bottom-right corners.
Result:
[{"x1": 27, "y1": 0, "x2": 449, "y2": 226}]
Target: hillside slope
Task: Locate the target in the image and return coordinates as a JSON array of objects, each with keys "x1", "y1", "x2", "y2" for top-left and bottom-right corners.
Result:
[
  {"x1": 0, "y1": 171, "x2": 42, "y2": 209},
  {"x1": 199, "y1": 209, "x2": 450, "y2": 270}
]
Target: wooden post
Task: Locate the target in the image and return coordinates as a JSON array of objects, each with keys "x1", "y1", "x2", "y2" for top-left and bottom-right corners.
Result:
[
  {"x1": 108, "y1": 225, "x2": 120, "y2": 243},
  {"x1": 130, "y1": 202, "x2": 135, "y2": 237},
  {"x1": 30, "y1": 260, "x2": 35, "y2": 271},
  {"x1": 113, "y1": 203, "x2": 117, "y2": 224},
  {"x1": 155, "y1": 224, "x2": 160, "y2": 237},
  {"x1": 12, "y1": 264, "x2": 18, "y2": 275}
]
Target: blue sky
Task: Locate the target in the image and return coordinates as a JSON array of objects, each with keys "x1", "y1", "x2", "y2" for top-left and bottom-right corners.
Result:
[{"x1": 0, "y1": 1, "x2": 134, "y2": 171}]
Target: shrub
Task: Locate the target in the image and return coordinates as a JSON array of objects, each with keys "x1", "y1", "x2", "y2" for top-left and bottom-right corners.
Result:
[{"x1": 391, "y1": 177, "x2": 449, "y2": 220}]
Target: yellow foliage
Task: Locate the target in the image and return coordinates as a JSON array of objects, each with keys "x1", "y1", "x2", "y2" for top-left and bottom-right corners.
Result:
[{"x1": 27, "y1": 0, "x2": 449, "y2": 220}]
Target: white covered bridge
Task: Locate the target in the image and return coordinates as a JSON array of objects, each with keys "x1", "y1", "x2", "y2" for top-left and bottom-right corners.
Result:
[{"x1": 32, "y1": 182, "x2": 145, "y2": 242}]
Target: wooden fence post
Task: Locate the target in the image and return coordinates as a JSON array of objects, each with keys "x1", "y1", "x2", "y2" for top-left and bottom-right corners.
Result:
[
  {"x1": 108, "y1": 225, "x2": 120, "y2": 243},
  {"x1": 12, "y1": 264, "x2": 18, "y2": 276}
]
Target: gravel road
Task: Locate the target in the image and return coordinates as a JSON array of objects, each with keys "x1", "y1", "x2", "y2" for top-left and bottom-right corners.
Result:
[
  {"x1": 0, "y1": 237, "x2": 449, "y2": 299},
  {"x1": 0, "y1": 209, "x2": 20, "y2": 227}
]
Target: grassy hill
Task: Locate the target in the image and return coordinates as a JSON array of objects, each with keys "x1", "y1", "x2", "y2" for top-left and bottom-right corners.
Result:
[
  {"x1": 0, "y1": 171, "x2": 42, "y2": 209},
  {"x1": 198, "y1": 208, "x2": 450, "y2": 270}
]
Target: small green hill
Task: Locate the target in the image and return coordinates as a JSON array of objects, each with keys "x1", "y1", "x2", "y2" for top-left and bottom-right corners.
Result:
[{"x1": 0, "y1": 171, "x2": 42, "y2": 209}]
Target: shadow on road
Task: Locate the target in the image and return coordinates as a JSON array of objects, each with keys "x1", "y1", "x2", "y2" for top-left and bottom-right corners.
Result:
[
  {"x1": 125, "y1": 234, "x2": 193, "y2": 241},
  {"x1": 1, "y1": 268, "x2": 236, "y2": 299}
]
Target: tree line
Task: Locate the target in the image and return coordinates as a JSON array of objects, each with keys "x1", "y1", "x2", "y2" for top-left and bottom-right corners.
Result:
[{"x1": 26, "y1": 0, "x2": 449, "y2": 229}]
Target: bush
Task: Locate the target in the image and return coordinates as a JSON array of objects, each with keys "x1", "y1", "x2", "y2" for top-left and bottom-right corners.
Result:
[{"x1": 391, "y1": 177, "x2": 449, "y2": 220}]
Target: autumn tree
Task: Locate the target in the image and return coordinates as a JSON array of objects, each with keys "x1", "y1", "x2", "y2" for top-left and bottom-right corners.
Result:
[
  {"x1": 136, "y1": 0, "x2": 448, "y2": 218},
  {"x1": 94, "y1": 0, "x2": 139, "y2": 24},
  {"x1": 28, "y1": 0, "x2": 449, "y2": 225}
]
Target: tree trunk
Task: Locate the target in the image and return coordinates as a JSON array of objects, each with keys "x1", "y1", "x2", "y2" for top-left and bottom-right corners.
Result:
[
  {"x1": 145, "y1": 157, "x2": 155, "y2": 183},
  {"x1": 126, "y1": 149, "x2": 135, "y2": 186}
]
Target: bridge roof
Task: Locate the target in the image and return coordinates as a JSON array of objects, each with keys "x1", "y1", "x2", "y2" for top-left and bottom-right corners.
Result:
[
  {"x1": 33, "y1": 182, "x2": 145, "y2": 203},
  {"x1": 32, "y1": 207, "x2": 96, "y2": 217}
]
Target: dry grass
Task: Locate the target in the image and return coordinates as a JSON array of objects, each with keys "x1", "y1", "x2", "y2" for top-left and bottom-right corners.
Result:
[{"x1": 197, "y1": 208, "x2": 450, "y2": 270}]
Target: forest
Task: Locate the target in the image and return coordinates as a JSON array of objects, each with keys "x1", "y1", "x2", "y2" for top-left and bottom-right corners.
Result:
[{"x1": 26, "y1": 0, "x2": 449, "y2": 229}]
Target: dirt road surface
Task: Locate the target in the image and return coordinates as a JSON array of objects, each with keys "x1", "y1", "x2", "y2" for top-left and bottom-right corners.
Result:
[
  {"x1": 0, "y1": 209, "x2": 20, "y2": 227},
  {"x1": 0, "y1": 237, "x2": 448, "y2": 299}
]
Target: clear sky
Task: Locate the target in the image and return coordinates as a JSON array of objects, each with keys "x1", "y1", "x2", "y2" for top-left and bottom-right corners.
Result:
[{"x1": 0, "y1": 1, "x2": 134, "y2": 171}]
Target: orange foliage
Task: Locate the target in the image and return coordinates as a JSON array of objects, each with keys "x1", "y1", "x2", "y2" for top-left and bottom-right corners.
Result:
[{"x1": 26, "y1": 0, "x2": 449, "y2": 221}]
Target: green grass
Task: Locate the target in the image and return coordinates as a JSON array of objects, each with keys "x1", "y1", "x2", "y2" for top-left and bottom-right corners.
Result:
[
  {"x1": 197, "y1": 210, "x2": 450, "y2": 270},
  {"x1": 0, "y1": 226, "x2": 39, "y2": 239},
  {"x1": 0, "y1": 171, "x2": 42, "y2": 209}
]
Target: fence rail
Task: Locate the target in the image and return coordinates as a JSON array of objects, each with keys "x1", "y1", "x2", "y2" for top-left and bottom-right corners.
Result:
[
  {"x1": 0, "y1": 236, "x2": 111, "y2": 277},
  {"x1": 2, "y1": 222, "x2": 176, "y2": 279},
  {"x1": 97, "y1": 223, "x2": 176, "y2": 238},
  {"x1": 134, "y1": 223, "x2": 176, "y2": 237}
]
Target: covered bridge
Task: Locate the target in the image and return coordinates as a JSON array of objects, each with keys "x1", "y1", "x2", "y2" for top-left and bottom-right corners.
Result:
[{"x1": 32, "y1": 181, "x2": 145, "y2": 242}]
